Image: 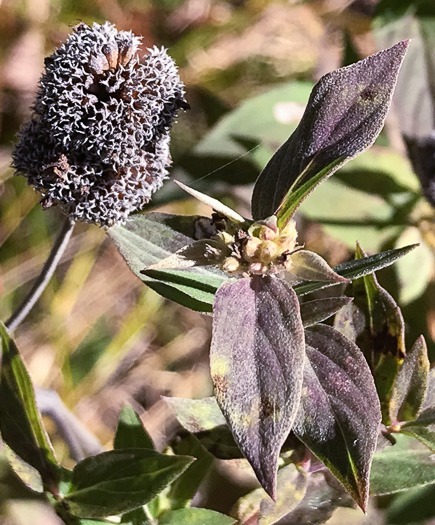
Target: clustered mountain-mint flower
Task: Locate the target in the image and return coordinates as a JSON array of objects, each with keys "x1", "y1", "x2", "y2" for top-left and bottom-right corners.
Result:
[{"x1": 12, "y1": 22, "x2": 187, "y2": 226}]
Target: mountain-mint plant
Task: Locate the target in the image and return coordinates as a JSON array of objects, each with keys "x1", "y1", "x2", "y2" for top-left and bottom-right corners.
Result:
[
  {"x1": 122, "y1": 39, "x2": 409, "y2": 511},
  {"x1": 2, "y1": 22, "x2": 434, "y2": 525}
]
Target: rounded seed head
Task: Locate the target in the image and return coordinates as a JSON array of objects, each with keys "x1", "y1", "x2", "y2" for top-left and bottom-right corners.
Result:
[{"x1": 12, "y1": 22, "x2": 187, "y2": 226}]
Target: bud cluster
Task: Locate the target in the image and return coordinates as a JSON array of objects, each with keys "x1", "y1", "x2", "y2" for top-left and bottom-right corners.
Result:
[
  {"x1": 196, "y1": 215, "x2": 299, "y2": 276},
  {"x1": 12, "y1": 22, "x2": 187, "y2": 226}
]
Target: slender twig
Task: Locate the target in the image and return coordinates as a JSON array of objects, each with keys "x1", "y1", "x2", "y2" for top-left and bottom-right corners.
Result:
[
  {"x1": 36, "y1": 389, "x2": 102, "y2": 461},
  {"x1": 5, "y1": 216, "x2": 75, "y2": 331}
]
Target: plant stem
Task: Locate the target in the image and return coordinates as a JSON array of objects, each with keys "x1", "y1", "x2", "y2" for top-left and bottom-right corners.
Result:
[{"x1": 5, "y1": 217, "x2": 75, "y2": 331}]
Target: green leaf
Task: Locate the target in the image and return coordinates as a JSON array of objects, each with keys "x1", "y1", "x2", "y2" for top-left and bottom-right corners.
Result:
[
  {"x1": 274, "y1": 158, "x2": 345, "y2": 229},
  {"x1": 293, "y1": 325, "x2": 381, "y2": 511},
  {"x1": 64, "y1": 449, "x2": 194, "y2": 519},
  {"x1": 114, "y1": 407, "x2": 154, "y2": 524},
  {"x1": 3, "y1": 444, "x2": 44, "y2": 493},
  {"x1": 252, "y1": 41, "x2": 409, "y2": 222},
  {"x1": 210, "y1": 276, "x2": 305, "y2": 498},
  {"x1": 107, "y1": 213, "x2": 229, "y2": 313},
  {"x1": 387, "y1": 484, "x2": 435, "y2": 525},
  {"x1": 121, "y1": 508, "x2": 150, "y2": 525},
  {"x1": 0, "y1": 322, "x2": 59, "y2": 487},
  {"x1": 159, "y1": 508, "x2": 236, "y2": 524},
  {"x1": 390, "y1": 336, "x2": 430, "y2": 423},
  {"x1": 294, "y1": 243, "x2": 418, "y2": 296},
  {"x1": 351, "y1": 243, "x2": 406, "y2": 424},
  {"x1": 300, "y1": 297, "x2": 353, "y2": 328},
  {"x1": 370, "y1": 434, "x2": 435, "y2": 495},
  {"x1": 233, "y1": 464, "x2": 307, "y2": 525},
  {"x1": 401, "y1": 408, "x2": 435, "y2": 452},
  {"x1": 114, "y1": 405, "x2": 154, "y2": 450},
  {"x1": 168, "y1": 434, "x2": 214, "y2": 509}
]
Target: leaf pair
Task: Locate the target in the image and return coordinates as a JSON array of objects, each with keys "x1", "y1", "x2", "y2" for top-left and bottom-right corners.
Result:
[{"x1": 210, "y1": 276, "x2": 381, "y2": 510}]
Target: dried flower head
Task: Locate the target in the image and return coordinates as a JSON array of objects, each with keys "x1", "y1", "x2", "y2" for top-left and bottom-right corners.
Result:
[{"x1": 12, "y1": 21, "x2": 187, "y2": 226}]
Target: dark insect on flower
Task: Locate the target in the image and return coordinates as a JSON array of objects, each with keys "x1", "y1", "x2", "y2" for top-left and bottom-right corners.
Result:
[{"x1": 12, "y1": 21, "x2": 188, "y2": 226}]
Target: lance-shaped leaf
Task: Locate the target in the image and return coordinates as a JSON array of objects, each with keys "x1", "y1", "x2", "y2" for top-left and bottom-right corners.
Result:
[
  {"x1": 300, "y1": 297, "x2": 353, "y2": 328},
  {"x1": 107, "y1": 213, "x2": 229, "y2": 312},
  {"x1": 294, "y1": 243, "x2": 417, "y2": 297},
  {"x1": 293, "y1": 325, "x2": 381, "y2": 511},
  {"x1": 0, "y1": 323, "x2": 59, "y2": 488},
  {"x1": 351, "y1": 242, "x2": 406, "y2": 424},
  {"x1": 210, "y1": 276, "x2": 305, "y2": 499},
  {"x1": 389, "y1": 336, "x2": 430, "y2": 424},
  {"x1": 288, "y1": 250, "x2": 349, "y2": 283},
  {"x1": 251, "y1": 41, "x2": 409, "y2": 223},
  {"x1": 63, "y1": 449, "x2": 194, "y2": 518}
]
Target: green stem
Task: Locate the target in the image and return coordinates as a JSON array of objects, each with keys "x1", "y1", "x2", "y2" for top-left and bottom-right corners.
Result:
[{"x1": 5, "y1": 217, "x2": 75, "y2": 331}]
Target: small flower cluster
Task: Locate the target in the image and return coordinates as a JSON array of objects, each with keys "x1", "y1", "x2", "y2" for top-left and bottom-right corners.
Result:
[
  {"x1": 195, "y1": 214, "x2": 299, "y2": 275},
  {"x1": 13, "y1": 22, "x2": 187, "y2": 226}
]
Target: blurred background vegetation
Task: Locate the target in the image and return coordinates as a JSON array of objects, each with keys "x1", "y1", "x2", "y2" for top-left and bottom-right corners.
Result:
[{"x1": 0, "y1": 0, "x2": 434, "y2": 523}]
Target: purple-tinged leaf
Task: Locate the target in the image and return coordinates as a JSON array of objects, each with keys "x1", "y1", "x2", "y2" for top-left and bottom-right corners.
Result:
[
  {"x1": 210, "y1": 276, "x2": 305, "y2": 499},
  {"x1": 300, "y1": 297, "x2": 353, "y2": 328},
  {"x1": 289, "y1": 250, "x2": 350, "y2": 283},
  {"x1": 390, "y1": 336, "x2": 430, "y2": 424},
  {"x1": 252, "y1": 41, "x2": 409, "y2": 222},
  {"x1": 293, "y1": 325, "x2": 381, "y2": 511}
]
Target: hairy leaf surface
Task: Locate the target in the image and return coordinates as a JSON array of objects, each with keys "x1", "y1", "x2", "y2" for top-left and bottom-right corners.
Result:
[
  {"x1": 210, "y1": 276, "x2": 305, "y2": 498},
  {"x1": 64, "y1": 449, "x2": 193, "y2": 518},
  {"x1": 252, "y1": 42, "x2": 409, "y2": 221},
  {"x1": 371, "y1": 434, "x2": 435, "y2": 495},
  {"x1": 390, "y1": 336, "x2": 429, "y2": 423},
  {"x1": 107, "y1": 213, "x2": 228, "y2": 312},
  {"x1": 293, "y1": 325, "x2": 381, "y2": 511}
]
